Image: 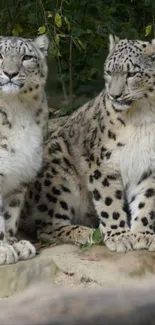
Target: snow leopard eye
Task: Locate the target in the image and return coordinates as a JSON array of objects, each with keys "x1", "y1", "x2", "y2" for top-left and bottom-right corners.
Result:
[
  {"x1": 106, "y1": 71, "x2": 112, "y2": 76},
  {"x1": 127, "y1": 72, "x2": 137, "y2": 78},
  {"x1": 22, "y1": 55, "x2": 35, "y2": 61}
]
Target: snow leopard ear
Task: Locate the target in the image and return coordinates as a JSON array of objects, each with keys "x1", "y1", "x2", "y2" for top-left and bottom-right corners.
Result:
[
  {"x1": 109, "y1": 34, "x2": 120, "y2": 52},
  {"x1": 142, "y1": 39, "x2": 155, "y2": 58},
  {"x1": 34, "y1": 35, "x2": 49, "y2": 56}
]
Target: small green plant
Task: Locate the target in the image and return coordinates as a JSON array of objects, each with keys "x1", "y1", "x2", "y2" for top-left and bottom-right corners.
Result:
[
  {"x1": 92, "y1": 228, "x2": 104, "y2": 245},
  {"x1": 80, "y1": 242, "x2": 93, "y2": 252},
  {"x1": 80, "y1": 228, "x2": 104, "y2": 251}
]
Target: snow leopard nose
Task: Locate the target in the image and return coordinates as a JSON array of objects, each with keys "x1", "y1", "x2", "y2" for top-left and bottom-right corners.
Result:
[
  {"x1": 109, "y1": 75, "x2": 125, "y2": 100},
  {"x1": 3, "y1": 70, "x2": 18, "y2": 79},
  {"x1": 2, "y1": 56, "x2": 20, "y2": 79},
  {"x1": 110, "y1": 93, "x2": 122, "y2": 100}
]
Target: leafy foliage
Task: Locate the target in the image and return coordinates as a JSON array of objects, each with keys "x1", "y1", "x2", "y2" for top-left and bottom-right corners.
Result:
[
  {"x1": 80, "y1": 228, "x2": 104, "y2": 251},
  {"x1": 92, "y1": 228, "x2": 104, "y2": 245},
  {"x1": 0, "y1": 0, "x2": 155, "y2": 113}
]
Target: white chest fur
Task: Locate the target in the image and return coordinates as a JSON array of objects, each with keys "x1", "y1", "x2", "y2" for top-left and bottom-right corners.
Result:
[
  {"x1": 113, "y1": 121, "x2": 155, "y2": 188},
  {"x1": 0, "y1": 100, "x2": 42, "y2": 196}
]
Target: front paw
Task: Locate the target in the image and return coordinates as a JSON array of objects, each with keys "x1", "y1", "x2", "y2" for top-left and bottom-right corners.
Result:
[
  {"x1": 101, "y1": 227, "x2": 132, "y2": 252},
  {"x1": 0, "y1": 242, "x2": 18, "y2": 264},
  {"x1": 131, "y1": 232, "x2": 155, "y2": 251},
  {"x1": 13, "y1": 240, "x2": 36, "y2": 260}
]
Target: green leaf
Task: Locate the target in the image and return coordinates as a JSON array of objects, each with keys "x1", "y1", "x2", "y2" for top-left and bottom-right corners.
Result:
[
  {"x1": 80, "y1": 242, "x2": 92, "y2": 252},
  {"x1": 72, "y1": 27, "x2": 86, "y2": 37},
  {"x1": 55, "y1": 13, "x2": 62, "y2": 28},
  {"x1": 64, "y1": 0, "x2": 70, "y2": 5},
  {"x1": 77, "y1": 39, "x2": 86, "y2": 50},
  {"x1": 73, "y1": 38, "x2": 82, "y2": 51},
  {"x1": 58, "y1": 33, "x2": 66, "y2": 38},
  {"x1": 55, "y1": 34, "x2": 65, "y2": 47},
  {"x1": 92, "y1": 228, "x2": 104, "y2": 245},
  {"x1": 55, "y1": 34, "x2": 60, "y2": 46},
  {"x1": 38, "y1": 26, "x2": 46, "y2": 35},
  {"x1": 51, "y1": 47, "x2": 62, "y2": 58},
  {"x1": 47, "y1": 11, "x2": 52, "y2": 18},
  {"x1": 64, "y1": 16, "x2": 71, "y2": 31},
  {"x1": 12, "y1": 24, "x2": 23, "y2": 36},
  {"x1": 145, "y1": 24, "x2": 152, "y2": 36},
  {"x1": 86, "y1": 29, "x2": 92, "y2": 34},
  {"x1": 89, "y1": 67, "x2": 98, "y2": 77},
  {"x1": 73, "y1": 38, "x2": 86, "y2": 52}
]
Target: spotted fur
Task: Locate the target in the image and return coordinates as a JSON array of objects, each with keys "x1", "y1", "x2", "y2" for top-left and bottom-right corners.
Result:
[
  {"x1": 21, "y1": 35, "x2": 155, "y2": 252},
  {"x1": 0, "y1": 35, "x2": 49, "y2": 264}
]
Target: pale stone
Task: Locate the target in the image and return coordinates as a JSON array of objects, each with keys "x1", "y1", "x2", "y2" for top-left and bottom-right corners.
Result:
[{"x1": 1, "y1": 244, "x2": 155, "y2": 297}]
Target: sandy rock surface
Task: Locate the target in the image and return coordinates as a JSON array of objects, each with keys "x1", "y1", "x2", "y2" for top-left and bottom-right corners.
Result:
[{"x1": 1, "y1": 243, "x2": 155, "y2": 297}]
